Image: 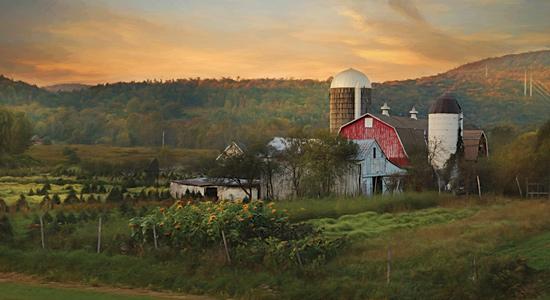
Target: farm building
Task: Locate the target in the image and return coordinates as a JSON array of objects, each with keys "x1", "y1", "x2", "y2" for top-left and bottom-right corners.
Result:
[
  {"x1": 258, "y1": 137, "x2": 404, "y2": 199},
  {"x1": 216, "y1": 141, "x2": 246, "y2": 160},
  {"x1": 334, "y1": 73, "x2": 488, "y2": 191},
  {"x1": 170, "y1": 177, "x2": 260, "y2": 201}
]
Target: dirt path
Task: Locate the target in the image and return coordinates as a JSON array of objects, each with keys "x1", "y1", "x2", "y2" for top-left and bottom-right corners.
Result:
[{"x1": 0, "y1": 272, "x2": 218, "y2": 300}]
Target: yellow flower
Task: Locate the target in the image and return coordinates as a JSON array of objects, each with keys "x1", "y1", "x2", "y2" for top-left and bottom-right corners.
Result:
[{"x1": 208, "y1": 214, "x2": 217, "y2": 222}]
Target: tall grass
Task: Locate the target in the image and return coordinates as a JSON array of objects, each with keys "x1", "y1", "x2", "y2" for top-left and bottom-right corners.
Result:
[
  {"x1": 309, "y1": 207, "x2": 477, "y2": 239},
  {"x1": 276, "y1": 192, "x2": 448, "y2": 222}
]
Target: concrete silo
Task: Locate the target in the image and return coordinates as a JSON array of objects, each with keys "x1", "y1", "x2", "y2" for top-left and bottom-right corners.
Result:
[
  {"x1": 428, "y1": 94, "x2": 463, "y2": 170},
  {"x1": 329, "y1": 68, "x2": 372, "y2": 132}
]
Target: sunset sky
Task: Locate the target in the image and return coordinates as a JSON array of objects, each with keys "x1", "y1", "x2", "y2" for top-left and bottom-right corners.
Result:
[{"x1": 1, "y1": 0, "x2": 549, "y2": 86}]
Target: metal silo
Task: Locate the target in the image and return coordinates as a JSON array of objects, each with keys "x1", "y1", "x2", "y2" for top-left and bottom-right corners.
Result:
[
  {"x1": 428, "y1": 94, "x2": 463, "y2": 170},
  {"x1": 329, "y1": 68, "x2": 372, "y2": 132}
]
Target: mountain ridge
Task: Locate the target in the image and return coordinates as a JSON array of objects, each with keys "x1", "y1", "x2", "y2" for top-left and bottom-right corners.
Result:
[{"x1": 0, "y1": 50, "x2": 548, "y2": 148}]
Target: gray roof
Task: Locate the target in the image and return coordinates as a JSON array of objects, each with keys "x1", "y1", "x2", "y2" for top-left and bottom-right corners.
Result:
[
  {"x1": 172, "y1": 177, "x2": 259, "y2": 187},
  {"x1": 353, "y1": 139, "x2": 377, "y2": 159},
  {"x1": 429, "y1": 95, "x2": 462, "y2": 114},
  {"x1": 372, "y1": 114, "x2": 427, "y2": 155}
]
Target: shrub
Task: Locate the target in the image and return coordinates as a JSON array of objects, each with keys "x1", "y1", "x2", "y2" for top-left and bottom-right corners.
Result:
[
  {"x1": 63, "y1": 189, "x2": 80, "y2": 205},
  {"x1": 15, "y1": 194, "x2": 29, "y2": 212},
  {"x1": 0, "y1": 215, "x2": 13, "y2": 243},
  {"x1": 130, "y1": 200, "x2": 346, "y2": 268},
  {"x1": 106, "y1": 187, "x2": 124, "y2": 203},
  {"x1": 0, "y1": 199, "x2": 8, "y2": 213},
  {"x1": 51, "y1": 193, "x2": 61, "y2": 205}
]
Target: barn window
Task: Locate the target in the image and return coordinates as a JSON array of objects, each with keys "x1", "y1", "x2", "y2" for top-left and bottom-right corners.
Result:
[
  {"x1": 373, "y1": 147, "x2": 377, "y2": 159},
  {"x1": 364, "y1": 118, "x2": 373, "y2": 128}
]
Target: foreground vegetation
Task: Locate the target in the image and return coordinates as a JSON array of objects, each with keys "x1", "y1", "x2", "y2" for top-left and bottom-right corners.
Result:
[
  {"x1": 0, "y1": 194, "x2": 548, "y2": 299},
  {"x1": 0, "y1": 282, "x2": 162, "y2": 300}
]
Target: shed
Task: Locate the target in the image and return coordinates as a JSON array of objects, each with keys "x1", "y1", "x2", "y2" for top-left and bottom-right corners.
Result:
[{"x1": 170, "y1": 177, "x2": 260, "y2": 201}]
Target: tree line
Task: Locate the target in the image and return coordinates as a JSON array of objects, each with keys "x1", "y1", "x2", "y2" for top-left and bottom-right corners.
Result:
[{"x1": 0, "y1": 108, "x2": 32, "y2": 157}]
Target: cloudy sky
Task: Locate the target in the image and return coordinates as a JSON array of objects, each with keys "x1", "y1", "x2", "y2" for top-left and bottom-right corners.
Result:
[{"x1": 1, "y1": 0, "x2": 548, "y2": 86}]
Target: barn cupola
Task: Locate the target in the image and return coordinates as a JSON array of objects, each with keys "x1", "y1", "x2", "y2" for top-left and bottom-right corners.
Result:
[
  {"x1": 381, "y1": 102, "x2": 391, "y2": 116},
  {"x1": 409, "y1": 106, "x2": 418, "y2": 120}
]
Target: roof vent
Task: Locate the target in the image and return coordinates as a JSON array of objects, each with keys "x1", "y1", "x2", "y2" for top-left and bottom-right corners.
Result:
[
  {"x1": 381, "y1": 102, "x2": 391, "y2": 116},
  {"x1": 409, "y1": 106, "x2": 418, "y2": 120}
]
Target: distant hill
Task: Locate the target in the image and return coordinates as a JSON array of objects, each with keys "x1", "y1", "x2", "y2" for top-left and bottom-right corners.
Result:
[
  {"x1": 0, "y1": 50, "x2": 548, "y2": 148},
  {"x1": 43, "y1": 83, "x2": 91, "y2": 92},
  {"x1": 373, "y1": 50, "x2": 550, "y2": 127}
]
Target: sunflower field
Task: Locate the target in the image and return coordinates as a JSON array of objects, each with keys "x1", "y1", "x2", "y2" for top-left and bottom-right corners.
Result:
[{"x1": 129, "y1": 200, "x2": 346, "y2": 268}]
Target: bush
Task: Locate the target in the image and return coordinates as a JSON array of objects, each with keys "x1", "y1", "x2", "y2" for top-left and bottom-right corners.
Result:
[
  {"x1": 0, "y1": 215, "x2": 13, "y2": 243},
  {"x1": 130, "y1": 200, "x2": 346, "y2": 268},
  {"x1": 15, "y1": 194, "x2": 29, "y2": 212}
]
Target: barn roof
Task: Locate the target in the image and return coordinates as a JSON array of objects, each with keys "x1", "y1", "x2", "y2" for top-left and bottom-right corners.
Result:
[
  {"x1": 371, "y1": 114, "x2": 427, "y2": 155},
  {"x1": 172, "y1": 177, "x2": 260, "y2": 187},
  {"x1": 463, "y1": 130, "x2": 488, "y2": 161}
]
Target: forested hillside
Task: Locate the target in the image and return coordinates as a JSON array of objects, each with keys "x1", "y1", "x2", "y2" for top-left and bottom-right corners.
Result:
[{"x1": 0, "y1": 50, "x2": 548, "y2": 148}]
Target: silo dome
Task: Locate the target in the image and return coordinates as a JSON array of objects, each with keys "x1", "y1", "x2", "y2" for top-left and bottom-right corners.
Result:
[
  {"x1": 329, "y1": 68, "x2": 373, "y2": 132},
  {"x1": 330, "y1": 68, "x2": 372, "y2": 89},
  {"x1": 429, "y1": 94, "x2": 461, "y2": 114}
]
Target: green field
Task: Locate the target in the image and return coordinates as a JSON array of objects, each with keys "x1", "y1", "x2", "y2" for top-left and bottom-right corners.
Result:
[
  {"x1": 308, "y1": 207, "x2": 477, "y2": 239},
  {"x1": 0, "y1": 195, "x2": 549, "y2": 299},
  {"x1": 0, "y1": 282, "x2": 162, "y2": 300},
  {"x1": 26, "y1": 144, "x2": 217, "y2": 169}
]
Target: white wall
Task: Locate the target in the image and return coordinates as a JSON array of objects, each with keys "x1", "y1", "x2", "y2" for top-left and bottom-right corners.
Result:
[
  {"x1": 170, "y1": 182, "x2": 258, "y2": 201},
  {"x1": 359, "y1": 141, "x2": 404, "y2": 196},
  {"x1": 428, "y1": 113, "x2": 460, "y2": 170}
]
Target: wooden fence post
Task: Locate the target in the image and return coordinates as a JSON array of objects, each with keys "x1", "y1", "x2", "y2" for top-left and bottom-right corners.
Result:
[
  {"x1": 515, "y1": 176, "x2": 523, "y2": 198},
  {"x1": 152, "y1": 224, "x2": 158, "y2": 250},
  {"x1": 97, "y1": 216, "x2": 102, "y2": 254},
  {"x1": 39, "y1": 215, "x2": 45, "y2": 249},
  {"x1": 221, "y1": 229, "x2": 231, "y2": 264},
  {"x1": 296, "y1": 250, "x2": 304, "y2": 269},
  {"x1": 476, "y1": 176, "x2": 482, "y2": 199},
  {"x1": 386, "y1": 246, "x2": 391, "y2": 285},
  {"x1": 472, "y1": 255, "x2": 478, "y2": 281}
]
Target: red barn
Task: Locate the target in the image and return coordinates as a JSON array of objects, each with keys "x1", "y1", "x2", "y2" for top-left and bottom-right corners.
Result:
[{"x1": 339, "y1": 113, "x2": 427, "y2": 168}]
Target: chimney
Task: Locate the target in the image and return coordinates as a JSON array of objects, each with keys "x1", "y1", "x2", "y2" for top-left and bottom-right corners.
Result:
[
  {"x1": 409, "y1": 106, "x2": 418, "y2": 120},
  {"x1": 381, "y1": 102, "x2": 391, "y2": 116}
]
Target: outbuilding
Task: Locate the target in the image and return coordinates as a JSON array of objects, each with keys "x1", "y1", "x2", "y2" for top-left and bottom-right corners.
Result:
[{"x1": 170, "y1": 177, "x2": 260, "y2": 201}]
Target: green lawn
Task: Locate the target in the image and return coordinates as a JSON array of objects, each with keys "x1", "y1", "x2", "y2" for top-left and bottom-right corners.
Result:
[{"x1": 0, "y1": 282, "x2": 159, "y2": 300}]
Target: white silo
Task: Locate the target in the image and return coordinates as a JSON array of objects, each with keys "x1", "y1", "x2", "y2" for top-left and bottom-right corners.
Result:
[
  {"x1": 329, "y1": 68, "x2": 372, "y2": 132},
  {"x1": 428, "y1": 94, "x2": 463, "y2": 170}
]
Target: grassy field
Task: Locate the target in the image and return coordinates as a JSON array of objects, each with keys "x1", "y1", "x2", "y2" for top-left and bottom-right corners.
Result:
[
  {"x1": 26, "y1": 144, "x2": 217, "y2": 169},
  {"x1": 0, "y1": 195, "x2": 548, "y2": 299},
  {"x1": 276, "y1": 192, "x2": 448, "y2": 221},
  {"x1": 0, "y1": 282, "x2": 161, "y2": 300},
  {"x1": 308, "y1": 207, "x2": 477, "y2": 239}
]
